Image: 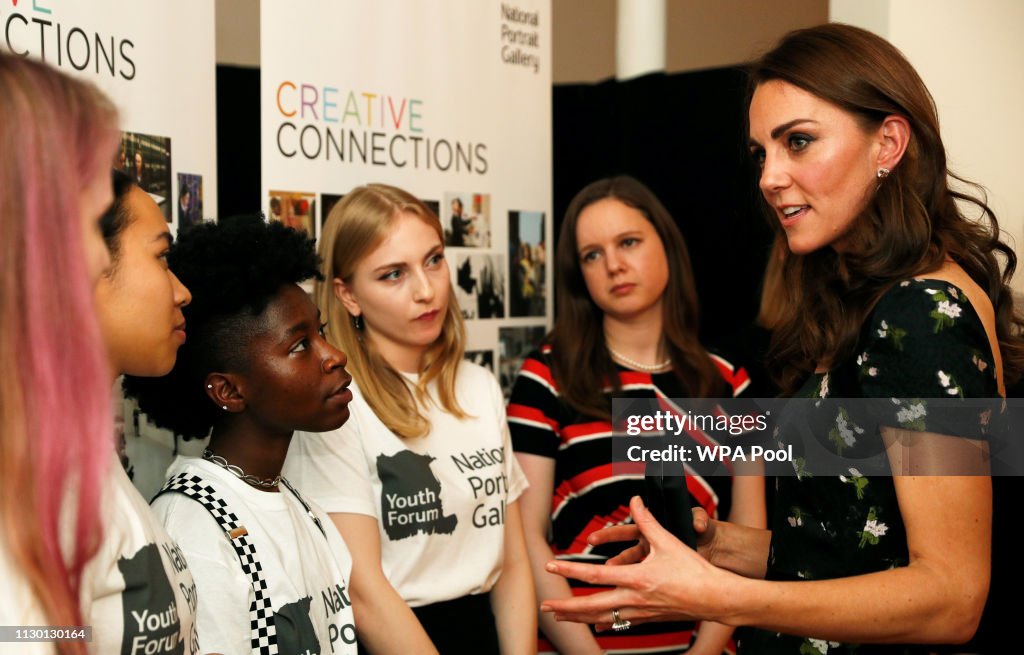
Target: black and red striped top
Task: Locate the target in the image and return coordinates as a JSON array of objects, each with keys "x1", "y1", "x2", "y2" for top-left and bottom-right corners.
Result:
[{"x1": 508, "y1": 344, "x2": 750, "y2": 654}]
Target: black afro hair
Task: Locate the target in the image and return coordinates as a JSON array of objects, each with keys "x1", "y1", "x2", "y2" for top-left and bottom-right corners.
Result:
[{"x1": 123, "y1": 215, "x2": 322, "y2": 439}]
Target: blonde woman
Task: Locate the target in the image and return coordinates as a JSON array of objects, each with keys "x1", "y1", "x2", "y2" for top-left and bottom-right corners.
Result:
[{"x1": 283, "y1": 184, "x2": 535, "y2": 654}]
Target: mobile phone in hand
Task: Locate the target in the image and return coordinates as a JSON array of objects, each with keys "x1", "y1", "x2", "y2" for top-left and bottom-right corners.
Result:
[{"x1": 643, "y1": 457, "x2": 698, "y2": 549}]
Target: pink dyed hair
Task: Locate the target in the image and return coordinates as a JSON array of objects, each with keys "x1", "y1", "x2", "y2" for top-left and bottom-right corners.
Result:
[{"x1": 0, "y1": 53, "x2": 119, "y2": 650}]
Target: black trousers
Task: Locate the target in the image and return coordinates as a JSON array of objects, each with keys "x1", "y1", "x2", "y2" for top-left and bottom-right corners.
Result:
[{"x1": 413, "y1": 593, "x2": 500, "y2": 654}]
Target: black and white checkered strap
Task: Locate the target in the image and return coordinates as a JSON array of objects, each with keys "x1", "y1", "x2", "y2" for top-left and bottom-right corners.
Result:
[{"x1": 155, "y1": 473, "x2": 279, "y2": 655}]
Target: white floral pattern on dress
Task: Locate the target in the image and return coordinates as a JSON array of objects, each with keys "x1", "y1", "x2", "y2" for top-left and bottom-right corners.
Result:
[
  {"x1": 895, "y1": 400, "x2": 927, "y2": 430},
  {"x1": 800, "y1": 638, "x2": 841, "y2": 654},
  {"x1": 858, "y1": 507, "x2": 888, "y2": 547},
  {"x1": 839, "y1": 468, "x2": 868, "y2": 499},
  {"x1": 757, "y1": 279, "x2": 998, "y2": 654}
]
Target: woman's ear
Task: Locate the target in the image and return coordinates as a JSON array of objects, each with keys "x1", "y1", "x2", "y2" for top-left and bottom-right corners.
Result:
[
  {"x1": 876, "y1": 114, "x2": 911, "y2": 172},
  {"x1": 333, "y1": 277, "x2": 362, "y2": 317},
  {"x1": 204, "y1": 373, "x2": 245, "y2": 413}
]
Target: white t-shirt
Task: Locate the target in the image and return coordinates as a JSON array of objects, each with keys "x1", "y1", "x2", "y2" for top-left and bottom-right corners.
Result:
[
  {"x1": 283, "y1": 361, "x2": 528, "y2": 607},
  {"x1": 83, "y1": 461, "x2": 199, "y2": 655},
  {"x1": 0, "y1": 539, "x2": 56, "y2": 655},
  {"x1": 151, "y1": 457, "x2": 357, "y2": 655}
]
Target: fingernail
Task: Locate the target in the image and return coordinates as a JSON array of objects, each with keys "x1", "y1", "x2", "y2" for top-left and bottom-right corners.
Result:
[
  {"x1": 545, "y1": 562, "x2": 557, "y2": 572},
  {"x1": 540, "y1": 604, "x2": 551, "y2": 612}
]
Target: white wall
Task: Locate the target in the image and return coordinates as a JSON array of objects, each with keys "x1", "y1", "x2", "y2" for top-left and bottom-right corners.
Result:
[{"x1": 832, "y1": 0, "x2": 1024, "y2": 292}]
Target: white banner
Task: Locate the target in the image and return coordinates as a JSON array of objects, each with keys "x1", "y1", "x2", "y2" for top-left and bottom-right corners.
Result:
[
  {"x1": 261, "y1": 0, "x2": 552, "y2": 395},
  {"x1": 2, "y1": 0, "x2": 218, "y2": 498},
  {"x1": 1, "y1": 0, "x2": 218, "y2": 229}
]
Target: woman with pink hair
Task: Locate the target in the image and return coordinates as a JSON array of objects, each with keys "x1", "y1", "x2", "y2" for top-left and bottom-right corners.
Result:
[
  {"x1": 0, "y1": 53, "x2": 197, "y2": 654},
  {"x1": 0, "y1": 53, "x2": 120, "y2": 654}
]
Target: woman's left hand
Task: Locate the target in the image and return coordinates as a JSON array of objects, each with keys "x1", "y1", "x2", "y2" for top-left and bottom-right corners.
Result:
[{"x1": 540, "y1": 495, "x2": 735, "y2": 629}]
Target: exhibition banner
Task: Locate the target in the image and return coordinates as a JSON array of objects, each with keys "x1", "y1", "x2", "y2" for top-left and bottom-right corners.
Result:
[
  {"x1": 261, "y1": 0, "x2": 552, "y2": 395},
  {"x1": 1, "y1": 0, "x2": 218, "y2": 229},
  {"x1": 2, "y1": 0, "x2": 218, "y2": 498}
]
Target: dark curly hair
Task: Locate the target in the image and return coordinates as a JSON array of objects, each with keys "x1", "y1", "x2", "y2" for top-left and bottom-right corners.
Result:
[{"x1": 123, "y1": 215, "x2": 321, "y2": 439}]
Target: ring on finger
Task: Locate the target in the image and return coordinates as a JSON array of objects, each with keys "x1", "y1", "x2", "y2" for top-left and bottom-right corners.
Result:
[{"x1": 611, "y1": 608, "x2": 631, "y2": 632}]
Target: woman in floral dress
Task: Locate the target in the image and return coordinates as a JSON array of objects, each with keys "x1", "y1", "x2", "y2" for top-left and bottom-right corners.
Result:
[{"x1": 538, "y1": 23, "x2": 1024, "y2": 654}]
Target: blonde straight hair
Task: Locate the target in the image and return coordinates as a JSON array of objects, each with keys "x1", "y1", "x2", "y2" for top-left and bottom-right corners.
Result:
[{"x1": 317, "y1": 184, "x2": 468, "y2": 438}]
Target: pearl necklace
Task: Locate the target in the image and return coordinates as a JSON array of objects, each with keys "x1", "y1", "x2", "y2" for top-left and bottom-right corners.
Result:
[
  {"x1": 607, "y1": 345, "x2": 672, "y2": 373},
  {"x1": 203, "y1": 448, "x2": 281, "y2": 490}
]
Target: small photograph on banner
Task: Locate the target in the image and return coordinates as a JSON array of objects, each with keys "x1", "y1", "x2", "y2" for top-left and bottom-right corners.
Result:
[
  {"x1": 321, "y1": 193, "x2": 345, "y2": 235},
  {"x1": 269, "y1": 190, "x2": 316, "y2": 239},
  {"x1": 509, "y1": 210, "x2": 546, "y2": 317},
  {"x1": 177, "y1": 173, "x2": 203, "y2": 228},
  {"x1": 443, "y1": 192, "x2": 491, "y2": 248},
  {"x1": 465, "y1": 349, "x2": 496, "y2": 374},
  {"x1": 455, "y1": 253, "x2": 506, "y2": 320},
  {"x1": 499, "y1": 325, "x2": 547, "y2": 399},
  {"x1": 119, "y1": 132, "x2": 172, "y2": 221}
]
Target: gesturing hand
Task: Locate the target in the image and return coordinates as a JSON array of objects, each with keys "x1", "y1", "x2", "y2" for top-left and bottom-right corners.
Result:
[
  {"x1": 586, "y1": 504, "x2": 718, "y2": 567},
  {"x1": 540, "y1": 496, "x2": 735, "y2": 630}
]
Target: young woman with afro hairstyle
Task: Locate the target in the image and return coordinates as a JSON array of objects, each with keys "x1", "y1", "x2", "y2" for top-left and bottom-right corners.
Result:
[{"x1": 125, "y1": 216, "x2": 359, "y2": 655}]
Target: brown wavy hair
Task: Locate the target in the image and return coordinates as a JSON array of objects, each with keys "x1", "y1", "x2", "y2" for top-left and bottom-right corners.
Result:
[
  {"x1": 316, "y1": 184, "x2": 467, "y2": 438},
  {"x1": 548, "y1": 175, "x2": 726, "y2": 419},
  {"x1": 750, "y1": 24, "x2": 1024, "y2": 394}
]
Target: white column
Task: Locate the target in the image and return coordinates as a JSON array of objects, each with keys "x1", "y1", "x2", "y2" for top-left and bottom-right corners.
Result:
[{"x1": 616, "y1": 0, "x2": 666, "y2": 80}]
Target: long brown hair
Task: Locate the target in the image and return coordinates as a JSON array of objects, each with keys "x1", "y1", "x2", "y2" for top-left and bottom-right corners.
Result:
[
  {"x1": 316, "y1": 184, "x2": 468, "y2": 438},
  {"x1": 549, "y1": 176, "x2": 725, "y2": 419},
  {"x1": 750, "y1": 24, "x2": 1024, "y2": 393}
]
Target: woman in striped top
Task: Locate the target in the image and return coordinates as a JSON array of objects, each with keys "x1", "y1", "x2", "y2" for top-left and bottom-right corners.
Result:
[{"x1": 508, "y1": 175, "x2": 765, "y2": 654}]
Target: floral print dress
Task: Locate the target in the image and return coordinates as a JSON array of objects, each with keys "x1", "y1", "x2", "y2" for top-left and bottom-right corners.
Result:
[{"x1": 740, "y1": 280, "x2": 999, "y2": 655}]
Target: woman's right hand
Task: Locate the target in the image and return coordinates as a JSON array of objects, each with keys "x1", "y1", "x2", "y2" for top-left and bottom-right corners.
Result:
[{"x1": 589, "y1": 507, "x2": 718, "y2": 566}]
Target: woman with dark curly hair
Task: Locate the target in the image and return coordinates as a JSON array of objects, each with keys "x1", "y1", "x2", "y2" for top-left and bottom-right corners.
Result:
[
  {"x1": 542, "y1": 23, "x2": 1023, "y2": 654},
  {"x1": 124, "y1": 216, "x2": 357, "y2": 655}
]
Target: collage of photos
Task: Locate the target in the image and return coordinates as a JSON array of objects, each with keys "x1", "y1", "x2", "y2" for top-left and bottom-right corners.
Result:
[{"x1": 118, "y1": 132, "x2": 172, "y2": 221}]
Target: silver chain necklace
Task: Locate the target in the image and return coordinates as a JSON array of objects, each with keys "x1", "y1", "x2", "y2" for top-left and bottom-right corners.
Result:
[
  {"x1": 202, "y1": 448, "x2": 281, "y2": 490},
  {"x1": 606, "y1": 345, "x2": 672, "y2": 373}
]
